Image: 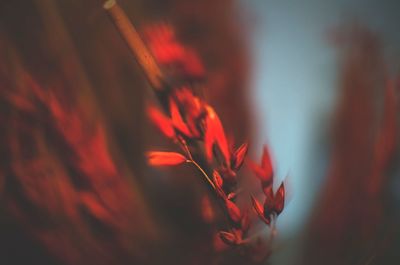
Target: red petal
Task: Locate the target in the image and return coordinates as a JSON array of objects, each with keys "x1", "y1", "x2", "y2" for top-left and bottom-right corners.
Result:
[
  {"x1": 169, "y1": 97, "x2": 192, "y2": 137},
  {"x1": 219, "y1": 231, "x2": 237, "y2": 246},
  {"x1": 146, "y1": 151, "x2": 187, "y2": 166},
  {"x1": 225, "y1": 199, "x2": 241, "y2": 223},
  {"x1": 274, "y1": 182, "x2": 285, "y2": 215},
  {"x1": 147, "y1": 105, "x2": 175, "y2": 139},
  {"x1": 232, "y1": 142, "x2": 248, "y2": 171}
]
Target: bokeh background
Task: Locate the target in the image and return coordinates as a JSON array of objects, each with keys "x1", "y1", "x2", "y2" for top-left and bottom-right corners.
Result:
[
  {"x1": 242, "y1": 0, "x2": 400, "y2": 264},
  {"x1": 0, "y1": 0, "x2": 399, "y2": 264}
]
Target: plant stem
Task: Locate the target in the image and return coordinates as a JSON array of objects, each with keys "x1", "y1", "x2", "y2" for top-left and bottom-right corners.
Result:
[
  {"x1": 104, "y1": 0, "x2": 163, "y2": 90},
  {"x1": 187, "y1": 159, "x2": 216, "y2": 190}
]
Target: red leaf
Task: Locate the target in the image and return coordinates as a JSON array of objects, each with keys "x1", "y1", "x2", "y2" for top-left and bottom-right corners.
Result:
[
  {"x1": 232, "y1": 142, "x2": 248, "y2": 171},
  {"x1": 247, "y1": 159, "x2": 272, "y2": 184},
  {"x1": 169, "y1": 97, "x2": 192, "y2": 137},
  {"x1": 204, "y1": 112, "x2": 215, "y2": 163},
  {"x1": 213, "y1": 170, "x2": 224, "y2": 189},
  {"x1": 226, "y1": 199, "x2": 241, "y2": 223},
  {"x1": 219, "y1": 231, "x2": 237, "y2": 246},
  {"x1": 251, "y1": 195, "x2": 264, "y2": 217},
  {"x1": 147, "y1": 105, "x2": 175, "y2": 139},
  {"x1": 204, "y1": 106, "x2": 230, "y2": 166},
  {"x1": 251, "y1": 195, "x2": 270, "y2": 225},
  {"x1": 261, "y1": 146, "x2": 274, "y2": 176},
  {"x1": 274, "y1": 182, "x2": 285, "y2": 215},
  {"x1": 146, "y1": 151, "x2": 187, "y2": 166}
]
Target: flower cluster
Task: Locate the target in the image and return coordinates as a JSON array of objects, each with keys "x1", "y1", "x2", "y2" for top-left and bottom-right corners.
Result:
[{"x1": 144, "y1": 23, "x2": 286, "y2": 261}]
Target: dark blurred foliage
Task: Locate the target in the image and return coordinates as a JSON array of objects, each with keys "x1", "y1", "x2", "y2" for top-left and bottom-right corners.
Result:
[
  {"x1": 0, "y1": 0, "x2": 251, "y2": 265},
  {"x1": 301, "y1": 25, "x2": 400, "y2": 265}
]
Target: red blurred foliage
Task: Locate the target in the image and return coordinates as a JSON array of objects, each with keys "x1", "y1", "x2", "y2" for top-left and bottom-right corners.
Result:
[
  {"x1": 302, "y1": 26, "x2": 399, "y2": 265},
  {"x1": 144, "y1": 22, "x2": 286, "y2": 263}
]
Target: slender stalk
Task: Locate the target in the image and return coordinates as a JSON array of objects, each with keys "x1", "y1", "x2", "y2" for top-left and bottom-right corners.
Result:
[
  {"x1": 103, "y1": 0, "x2": 163, "y2": 90},
  {"x1": 187, "y1": 159, "x2": 216, "y2": 190},
  {"x1": 177, "y1": 137, "x2": 194, "y2": 160}
]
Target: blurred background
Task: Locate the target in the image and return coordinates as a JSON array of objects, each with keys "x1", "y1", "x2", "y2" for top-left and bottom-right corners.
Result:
[
  {"x1": 0, "y1": 0, "x2": 399, "y2": 265},
  {"x1": 243, "y1": 0, "x2": 400, "y2": 264}
]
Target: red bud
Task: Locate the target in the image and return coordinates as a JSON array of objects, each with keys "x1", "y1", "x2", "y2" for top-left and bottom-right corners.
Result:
[
  {"x1": 146, "y1": 151, "x2": 187, "y2": 166},
  {"x1": 213, "y1": 170, "x2": 224, "y2": 189},
  {"x1": 232, "y1": 142, "x2": 248, "y2": 171}
]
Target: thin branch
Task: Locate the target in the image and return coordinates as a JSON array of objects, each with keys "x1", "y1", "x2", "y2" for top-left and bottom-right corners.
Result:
[{"x1": 104, "y1": 0, "x2": 163, "y2": 90}]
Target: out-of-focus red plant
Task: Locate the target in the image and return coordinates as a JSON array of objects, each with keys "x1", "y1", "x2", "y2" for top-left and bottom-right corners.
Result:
[
  {"x1": 103, "y1": 1, "x2": 287, "y2": 261},
  {"x1": 100, "y1": 0, "x2": 287, "y2": 262},
  {"x1": 145, "y1": 55, "x2": 285, "y2": 262}
]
